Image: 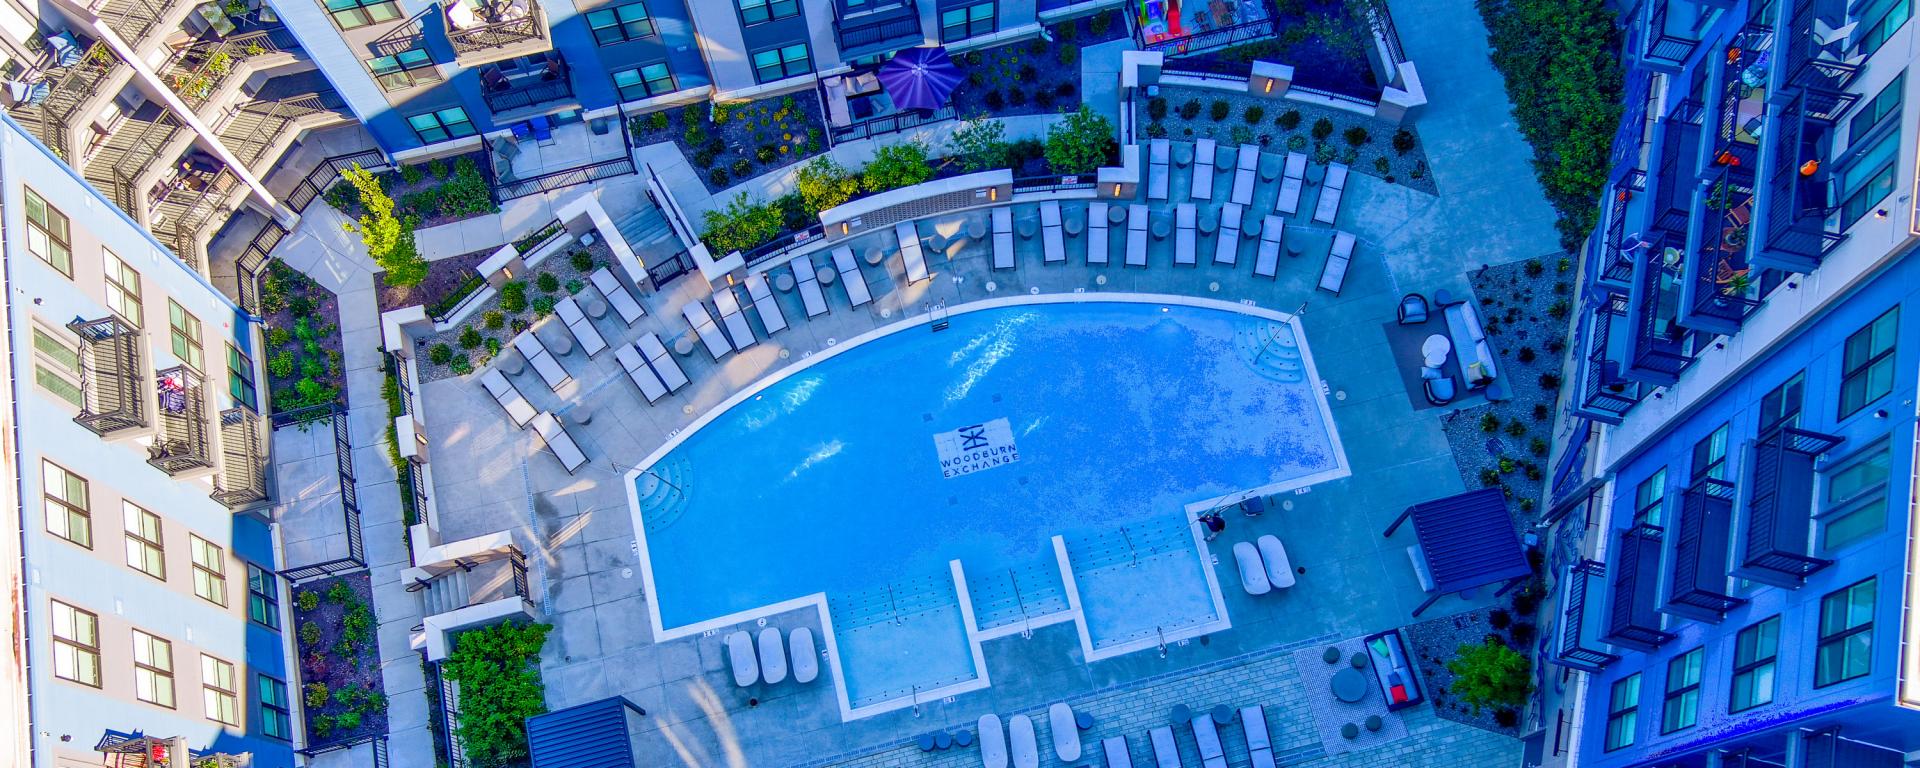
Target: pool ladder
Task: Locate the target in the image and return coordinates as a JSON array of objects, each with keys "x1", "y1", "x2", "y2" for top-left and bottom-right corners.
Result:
[{"x1": 929, "y1": 302, "x2": 950, "y2": 332}]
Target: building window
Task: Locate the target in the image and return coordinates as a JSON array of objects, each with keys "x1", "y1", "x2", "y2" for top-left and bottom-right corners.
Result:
[
  {"x1": 370, "y1": 48, "x2": 439, "y2": 91},
  {"x1": 613, "y1": 63, "x2": 676, "y2": 100},
  {"x1": 1816, "y1": 578, "x2": 1876, "y2": 686},
  {"x1": 1839, "y1": 307, "x2": 1898, "y2": 418},
  {"x1": 1730, "y1": 616, "x2": 1779, "y2": 712},
  {"x1": 202, "y1": 655, "x2": 240, "y2": 726},
  {"x1": 191, "y1": 535, "x2": 228, "y2": 606},
  {"x1": 227, "y1": 344, "x2": 257, "y2": 409},
  {"x1": 1660, "y1": 647, "x2": 1703, "y2": 733},
  {"x1": 1840, "y1": 128, "x2": 1900, "y2": 226},
  {"x1": 751, "y1": 43, "x2": 812, "y2": 83},
  {"x1": 1848, "y1": 73, "x2": 1905, "y2": 140},
  {"x1": 168, "y1": 299, "x2": 204, "y2": 372},
  {"x1": 247, "y1": 563, "x2": 280, "y2": 630},
  {"x1": 32, "y1": 327, "x2": 84, "y2": 408},
  {"x1": 407, "y1": 107, "x2": 479, "y2": 144},
  {"x1": 123, "y1": 502, "x2": 166, "y2": 580},
  {"x1": 132, "y1": 629, "x2": 176, "y2": 708},
  {"x1": 24, "y1": 187, "x2": 72, "y2": 277},
  {"x1": 1855, "y1": 1, "x2": 1910, "y2": 57},
  {"x1": 1633, "y1": 468, "x2": 1666, "y2": 526},
  {"x1": 940, "y1": 2, "x2": 995, "y2": 42},
  {"x1": 1759, "y1": 371, "x2": 1804, "y2": 434},
  {"x1": 50, "y1": 601, "x2": 101, "y2": 687},
  {"x1": 43, "y1": 461, "x2": 90, "y2": 549},
  {"x1": 588, "y1": 2, "x2": 655, "y2": 44},
  {"x1": 1604, "y1": 673, "x2": 1640, "y2": 751},
  {"x1": 104, "y1": 250, "x2": 143, "y2": 326},
  {"x1": 324, "y1": 0, "x2": 402, "y2": 29},
  {"x1": 1690, "y1": 424, "x2": 1728, "y2": 483},
  {"x1": 737, "y1": 0, "x2": 800, "y2": 25},
  {"x1": 259, "y1": 675, "x2": 292, "y2": 740},
  {"x1": 1821, "y1": 443, "x2": 1891, "y2": 552}
]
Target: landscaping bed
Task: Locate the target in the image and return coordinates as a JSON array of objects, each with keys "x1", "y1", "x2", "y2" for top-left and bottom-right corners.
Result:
[
  {"x1": 628, "y1": 92, "x2": 828, "y2": 192},
  {"x1": 413, "y1": 238, "x2": 613, "y2": 383},
  {"x1": 325, "y1": 151, "x2": 500, "y2": 229},
  {"x1": 1142, "y1": 87, "x2": 1435, "y2": 193},
  {"x1": 1404, "y1": 605, "x2": 1529, "y2": 737},
  {"x1": 951, "y1": 11, "x2": 1126, "y2": 120},
  {"x1": 260, "y1": 261, "x2": 344, "y2": 415},
  {"x1": 441, "y1": 621, "x2": 552, "y2": 768},
  {"x1": 1171, "y1": 0, "x2": 1384, "y2": 100},
  {"x1": 376, "y1": 246, "x2": 492, "y2": 314},
  {"x1": 292, "y1": 574, "x2": 389, "y2": 746}
]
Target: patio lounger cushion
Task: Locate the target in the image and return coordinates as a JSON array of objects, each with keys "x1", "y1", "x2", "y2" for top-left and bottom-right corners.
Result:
[
  {"x1": 833, "y1": 247, "x2": 873, "y2": 307},
  {"x1": 1319, "y1": 231, "x2": 1354, "y2": 294},
  {"x1": 1276, "y1": 152, "x2": 1306, "y2": 214},
  {"x1": 713, "y1": 288, "x2": 757, "y2": 349},
  {"x1": 724, "y1": 631, "x2": 758, "y2": 687},
  {"x1": 555, "y1": 296, "x2": 608, "y2": 357},
  {"x1": 1190, "y1": 715, "x2": 1228, "y2": 768},
  {"x1": 1148, "y1": 139, "x2": 1170, "y2": 200},
  {"x1": 789, "y1": 627, "x2": 818, "y2": 684},
  {"x1": 616, "y1": 344, "x2": 668, "y2": 403},
  {"x1": 1215, "y1": 203, "x2": 1242, "y2": 266},
  {"x1": 1149, "y1": 727, "x2": 1181, "y2": 768},
  {"x1": 1174, "y1": 203, "x2": 1197, "y2": 266},
  {"x1": 1192, "y1": 138, "x2": 1216, "y2": 201},
  {"x1": 993, "y1": 207, "x2": 1015, "y2": 270},
  {"x1": 1256, "y1": 535, "x2": 1296, "y2": 589},
  {"x1": 682, "y1": 301, "x2": 732, "y2": 360},
  {"x1": 1009, "y1": 714, "x2": 1039, "y2": 768},
  {"x1": 757, "y1": 627, "x2": 788, "y2": 685},
  {"x1": 1049, "y1": 703, "x2": 1082, "y2": 761},
  {"x1": 1041, "y1": 201, "x2": 1065, "y2": 263},
  {"x1": 1126, "y1": 204, "x2": 1148, "y2": 267},
  {"x1": 1240, "y1": 706, "x2": 1277, "y2": 768},
  {"x1": 1254, "y1": 216, "x2": 1285, "y2": 279},
  {"x1": 1087, "y1": 202, "x2": 1110, "y2": 265},
  {"x1": 897, "y1": 222, "x2": 930, "y2": 284},
  {"x1": 1234, "y1": 541, "x2": 1272, "y2": 595},
  {"x1": 1408, "y1": 542, "x2": 1437, "y2": 592},
  {"x1": 1444, "y1": 302, "x2": 1497, "y2": 385},
  {"x1": 791, "y1": 257, "x2": 830, "y2": 318},
  {"x1": 512, "y1": 332, "x2": 571, "y2": 390},
  {"x1": 745, "y1": 272, "x2": 789, "y2": 335},
  {"x1": 1104, "y1": 736, "x2": 1134, "y2": 768},
  {"x1": 530, "y1": 412, "x2": 587, "y2": 473},
  {"x1": 479, "y1": 369, "x2": 535, "y2": 427},
  {"x1": 638, "y1": 333, "x2": 688, "y2": 392},
  {"x1": 589, "y1": 268, "x2": 645, "y2": 325},
  {"x1": 1314, "y1": 162, "x2": 1349, "y2": 224},
  {"x1": 979, "y1": 715, "x2": 1009, "y2": 768},
  {"x1": 1232, "y1": 144, "x2": 1258, "y2": 205}
]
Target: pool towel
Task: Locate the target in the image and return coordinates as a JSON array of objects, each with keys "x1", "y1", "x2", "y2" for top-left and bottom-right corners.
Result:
[
  {"x1": 725, "y1": 631, "x2": 757, "y2": 687},
  {"x1": 757, "y1": 627, "x2": 788, "y2": 685},
  {"x1": 789, "y1": 627, "x2": 818, "y2": 684},
  {"x1": 1149, "y1": 726, "x2": 1182, "y2": 768},
  {"x1": 1048, "y1": 703, "x2": 1081, "y2": 761},
  {"x1": 1009, "y1": 714, "x2": 1039, "y2": 768},
  {"x1": 1234, "y1": 541, "x2": 1272, "y2": 595},
  {"x1": 978, "y1": 714, "x2": 1008, "y2": 768},
  {"x1": 1257, "y1": 535, "x2": 1296, "y2": 589}
]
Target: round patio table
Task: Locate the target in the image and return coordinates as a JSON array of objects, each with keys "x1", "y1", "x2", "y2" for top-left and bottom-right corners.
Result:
[
  {"x1": 917, "y1": 734, "x2": 936, "y2": 751},
  {"x1": 1076, "y1": 711, "x2": 1094, "y2": 730},
  {"x1": 1064, "y1": 211, "x2": 1085, "y2": 237},
  {"x1": 1332, "y1": 668, "x2": 1369, "y2": 703},
  {"x1": 773, "y1": 272, "x2": 795, "y2": 292},
  {"x1": 1323, "y1": 647, "x2": 1343, "y2": 664},
  {"x1": 955, "y1": 730, "x2": 974, "y2": 747},
  {"x1": 1260, "y1": 155, "x2": 1283, "y2": 181},
  {"x1": 1108, "y1": 205, "x2": 1129, "y2": 224},
  {"x1": 547, "y1": 333, "x2": 574, "y2": 356},
  {"x1": 927, "y1": 234, "x2": 949, "y2": 253},
  {"x1": 934, "y1": 732, "x2": 953, "y2": 749},
  {"x1": 1199, "y1": 209, "x2": 1218, "y2": 235},
  {"x1": 582, "y1": 296, "x2": 607, "y2": 319},
  {"x1": 499, "y1": 349, "x2": 526, "y2": 376},
  {"x1": 865, "y1": 246, "x2": 886, "y2": 266},
  {"x1": 1307, "y1": 163, "x2": 1327, "y2": 185},
  {"x1": 1351, "y1": 652, "x2": 1370, "y2": 669},
  {"x1": 1365, "y1": 715, "x2": 1383, "y2": 732},
  {"x1": 673, "y1": 336, "x2": 696, "y2": 356},
  {"x1": 967, "y1": 219, "x2": 988, "y2": 241},
  {"x1": 1169, "y1": 704, "x2": 1192, "y2": 727},
  {"x1": 1211, "y1": 705, "x2": 1234, "y2": 726},
  {"x1": 817, "y1": 267, "x2": 837, "y2": 286},
  {"x1": 1018, "y1": 219, "x2": 1038, "y2": 239},
  {"x1": 571, "y1": 407, "x2": 593, "y2": 426},
  {"x1": 1287, "y1": 240, "x2": 1304, "y2": 258},
  {"x1": 1151, "y1": 217, "x2": 1171, "y2": 239},
  {"x1": 1173, "y1": 144, "x2": 1194, "y2": 166},
  {"x1": 1243, "y1": 217, "x2": 1262, "y2": 239}
]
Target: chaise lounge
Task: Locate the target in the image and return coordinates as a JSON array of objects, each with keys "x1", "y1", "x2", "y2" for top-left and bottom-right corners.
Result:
[
  {"x1": 589, "y1": 267, "x2": 645, "y2": 325},
  {"x1": 529, "y1": 411, "x2": 587, "y2": 474},
  {"x1": 993, "y1": 207, "x2": 1015, "y2": 270},
  {"x1": 682, "y1": 301, "x2": 733, "y2": 360},
  {"x1": 1215, "y1": 203, "x2": 1243, "y2": 266},
  {"x1": 615, "y1": 343, "x2": 668, "y2": 403},
  {"x1": 1174, "y1": 203, "x2": 1197, "y2": 266},
  {"x1": 898, "y1": 222, "x2": 930, "y2": 284},
  {"x1": 554, "y1": 296, "x2": 607, "y2": 357},
  {"x1": 1275, "y1": 151, "x2": 1306, "y2": 215},
  {"x1": 1126, "y1": 204, "x2": 1148, "y2": 268},
  {"x1": 1318, "y1": 231, "x2": 1355, "y2": 295},
  {"x1": 1254, "y1": 216, "x2": 1285, "y2": 279},
  {"x1": 512, "y1": 332, "x2": 571, "y2": 391},
  {"x1": 1148, "y1": 139, "x2": 1171, "y2": 200},
  {"x1": 744, "y1": 272, "x2": 788, "y2": 335},
  {"x1": 1087, "y1": 202, "x2": 1110, "y2": 265},
  {"x1": 1313, "y1": 162, "x2": 1348, "y2": 225},
  {"x1": 1041, "y1": 201, "x2": 1065, "y2": 264},
  {"x1": 1191, "y1": 138, "x2": 1216, "y2": 201},
  {"x1": 479, "y1": 368, "x2": 535, "y2": 427},
  {"x1": 637, "y1": 333, "x2": 688, "y2": 392},
  {"x1": 713, "y1": 287, "x2": 757, "y2": 350},
  {"x1": 832, "y1": 247, "x2": 873, "y2": 307},
  {"x1": 791, "y1": 257, "x2": 830, "y2": 318}
]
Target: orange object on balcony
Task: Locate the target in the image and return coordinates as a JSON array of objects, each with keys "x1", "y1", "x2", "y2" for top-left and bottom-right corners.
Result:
[{"x1": 1800, "y1": 159, "x2": 1820, "y2": 176}]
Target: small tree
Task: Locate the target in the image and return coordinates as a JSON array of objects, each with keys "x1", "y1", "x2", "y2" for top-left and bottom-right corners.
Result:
[
  {"x1": 794, "y1": 157, "x2": 861, "y2": 216},
  {"x1": 1445, "y1": 640, "x2": 1531, "y2": 714},
  {"x1": 441, "y1": 622, "x2": 552, "y2": 768},
  {"x1": 1045, "y1": 105, "x2": 1117, "y2": 176},
  {"x1": 339, "y1": 165, "x2": 427, "y2": 287},
  {"x1": 949, "y1": 117, "x2": 1011, "y2": 172},
  {"x1": 700, "y1": 192, "x2": 785, "y2": 254},
  {"x1": 863, "y1": 140, "x2": 935, "y2": 192}
]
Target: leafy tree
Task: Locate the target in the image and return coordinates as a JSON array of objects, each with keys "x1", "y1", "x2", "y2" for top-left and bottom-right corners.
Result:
[
  {"x1": 949, "y1": 117, "x2": 1011, "y2": 172},
  {"x1": 1044, "y1": 105, "x2": 1117, "y2": 176},
  {"x1": 700, "y1": 192, "x2": 785, "y2": 254},
  {"x1": 794, "y1": 157, "x2": 861, "y2": 216},
  {"x1": 1445, "y1": 640, "x2": 1531, "y2": 714},
  {"x1": 863, "y1": 140, "x2": 935, "y2": 192},
  {"x1": 442, "y1": 622, "x2": 552, "y2": 768},
  {"x1": 339, "y1": 164, "x2": 427, "y2": 287}
]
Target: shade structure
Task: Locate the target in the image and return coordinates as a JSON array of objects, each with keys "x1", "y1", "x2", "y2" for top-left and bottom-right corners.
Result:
[
  {"x1": 1383, "y1": 487, "x2": 1533, "y2": 617},
  {"x1": 878, "y1": 47, "x2": 964, "y2": 112}
]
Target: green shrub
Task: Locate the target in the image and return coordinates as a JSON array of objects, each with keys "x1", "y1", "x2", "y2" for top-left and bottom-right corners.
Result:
[
  {"x1": 569, "y1": 250, "x2": 594, "y2": 272},
  {"x1": 296, "y1": 590, "x2": 319, "y2": 612},
  {"x1": 796, "y1": 157, "x2": 861, "y2": 215},
  {"x1": 268, "y1": 350, "x2": 296, "y2": 379},
  {"x1": 429, "y1": 159, "x2": 449, "y2": 179},
  {"x1": 1058, "y1": 44, "x2": 1079, "y2": 67},
  {"x1": 1148, "y1": 97, "x2": 1168, "y2": 121},
  {"x1": 1276, "y1": 109, "x2": 1302, "y2": 130},
  {"x1": 429, "y1": 344, "x2": 454, "y2": 366},
  {"x1": 326, "y1": 580, "x2": 355, "y2": 605},
  {"x1": 301, "y1": 357, "x2": 326, "y2": 379},
  {"x1": 448, "y1": 354, "x2": 472, "y2": 375},
  {"x1": 647, "y1": 112, "x2": 669, "y2": 132},
  {"x1": 312, "y1": 714, "x2": 335, "y2": 737},
  {"x1": 862, "y1": 141, "x2": 934, "y2": 192},
  {"x1": 1505, "y1": 421, "x2": 1527, "y2": 437},
  {"x1": 1287, "y1": 135, "x2": 1308, "y2": 151},
  {"x1": 342, "y1": 604, "x2": 374, "y2": 646},
  {"x1": 1343, "y1": 126, "x2": 1371, "y2": 146},
  {"x1": 401, "y1": 164, "x2": 424, "y2": 184},
  {"x1": 442, "y1": 622, "x2": 552, "y2": 768},
  {"x1": 732, "y1": 158, "x2": 753, "y2": 178},
  {"x1": 1089, "y1": 10, "x2": 1111, "y2": 35},
  {"x1": 459, "y1": 326, "x2": 482, "y2": 350},
  {"x1": 1209, "y1": 100, "x2": 1230, "y2": 121},
  {"x1": 531, "y1": 296, "x2": 556, "y2": 317},
  {"x1": 1393, "y1": 129, "x2": 1417, "y2": 154},
  {"x1": 499, "y1": 281, "x2": 528, "y2": 313},
  {"x1": 709, "y1": 167, "x2": 730, "y2": 187},
  {"x1": 565, "y1": 279, "x2": 584, "y2": 295},
  {"x1": 1480, "y1": 413, "x2": 1500, "y2": 432},
  {"x1": 1177, "y1": 99, "x2": 1201, "y2": 120},
  {"x1": 299, "y1": 622, "x2": 321, "y2": 646},
  {"x1": 1243, "y1": 105, "x2": 1265, "y2": 125},
  {"x1": 340, "y1": 164, "x2": 426, "y2": 288},
  {"x1": 536, "y1": 272, "x2": 559, "y2": 293},
  {"x1": 486, "y1": 337, "x2": 503, "y2": 357},
  {"x1": 483, "y1": 310, "x2": 505, "y2": 330},
  {"x1": 305, "y1": 682, "x2": 330, "y2": 708},
  {"x1": 949, "y1": 117, "x2": 1011, "y2": 172},
  {"x1": 1044, "y1": 105, "x2": 1117, "y2": 175},
  {"x1": 1375, "y1": 156, "x2": 1391, "y2": 174},
  {"x1": 1311, "y1": 118, "x2": 1334, "y2": 140},
  {"x1": 1539, "y1": 373, "x2": 1562, "y2": 390},
  {"x1": 335, "y1": 710, "x2": 363, "y2": 732},
  {"x1": 1446, "y1": 640, "x2": 1531, "y2": 713},
  {"x1": 701, "y1": 192, "x2": 785, "y2": 254},
  {"x1": 267, "y1": 326, "x2": 292, "y2": 348}
]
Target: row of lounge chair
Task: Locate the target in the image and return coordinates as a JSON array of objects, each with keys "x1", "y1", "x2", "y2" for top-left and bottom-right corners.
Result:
[
  {"x1": 977, "y1": 703, "x2": 1277, "y2": 768},
  {"x1": 1148, "y1": 140, "x2": 1347, "y2": 225},
  {"x1": 1232, "y1": 535, "x2": 1297, "y2": 595},
  {"x1": 615, "y1": 333, "x2": 689, "y2": 404},
  {"x1": 979, "y1": 702, "x2": 1087, "y2": 768},
  {"x1": 723, "y1": 626, "x2": 818, "y2": 687},
  {"x1": 479, "y1": 369, "x2": 589, "y2": 473}
]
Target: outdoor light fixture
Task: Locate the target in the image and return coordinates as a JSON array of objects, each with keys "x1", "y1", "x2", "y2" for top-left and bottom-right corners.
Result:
[
  {"x1": 989, "y1": 187, "x2": 999, "y2": 201},
  {"x1": 1876, "y1": 208, "x2": 1889, "y2": 219},
  {"x1": 840, "y1": 222, "x2": 849, "y2": 235},
  {"x1": 502, "y1": 267, "x2": 514, "y2": 278},
  {"x1": 1112, "y1": 183, "x2": 1123, "y2": 196},
  {"x1": 1264, "y1": 79, "x2": 1273, "y2": 94}
]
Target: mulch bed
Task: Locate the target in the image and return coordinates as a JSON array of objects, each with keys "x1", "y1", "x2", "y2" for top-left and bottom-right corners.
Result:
[
  {"x1": 261, "y1": 261, "x2": 346, "y2": 415},
  {"x1": 628, "y1": 91, "x2": 828, "y2": 193},
  {"x1": 1171, "y1": 0, "x2": 1383, "y2": 100},
  {"x1": 950, "y1": 11, "x2": 1127, "y2": 120},
  {"x1": 1145, "y1": 86, "x2": 1436, "y2": 194},
  {"x1": 292, "y1": 573, "x2": 390, "y2": 747},
  {"x1": 377, "y1": 247, "x2": 493, "y2": 314},
  {"x1": 1403, "y1": 607, "x2": 1525, "y2": 737},
  {"x1": 413, "y1": 238, "x2": 614, "y2": 383}
]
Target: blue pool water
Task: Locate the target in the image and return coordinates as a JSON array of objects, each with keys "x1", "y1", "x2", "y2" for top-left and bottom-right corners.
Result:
[{"x1": 634, "y1": 301, "x2": 1339, "y2": 705}]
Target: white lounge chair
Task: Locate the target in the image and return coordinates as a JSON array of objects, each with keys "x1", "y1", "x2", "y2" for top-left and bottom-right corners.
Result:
[
  {"x1": 554, "y1": 296, "x2": 607, "y2": 358},
  {"x1": 979, "y1": 714, "x2": 1009, "y2": 768},
  {"x1": 744, "y1": 272, "x2": 788, "y2": 335},
  {"x1": 757, "y1": 626, "x2": 787, "y2": 685},
  {"x1": 724, "y1": 630, "x2": 758, "y2": 687},
  {"x1": 1234, "y1": 541, "x2": 1272, "y2": 595},
  {"x1": 1104, "y1": 736, "x2": 1135, "y2": 768},
  {"x1": 1049, "y1": 703, "x2": 1081, "y2": 761},
  {"x1": 511, "y1": 332, "x2": 570, "y2": 390},
  {"x1": 1257, "y1": 535, "x2": 1296, "y2": 588},
  {"x1": 1190, "y1": 715, "x2": 1229, "y2": 768},
  {"x1": 1148, "y1": 139, "x2": 1171, "y2": 200},
  {"x1": 589, "y1": 267, "x2": 645, "y2": 325},
  {"x1": 479, "y1": 369, "x2": 535, "y2": 427},
  {"x1": 529, "y1": 412, "x2": 586, "y2": 474},
  {"x1": 1320, "y1": 230, "x2": 1355, "y2": 295},
  {"x1": 1150, "y1": 727, "x2": 1181, "y2": 768},
  {"x1": 615, "y1": 344, "x2": 668, "y2": 403},
  {"x1": 1041, "y1": 202, "x2": 1065, "y2": 264},
  {"x1": 1240, "y1": 706, "x2": 1277, "y2": 768},
  {"x1": 832, "y1": 247, "x2": 873, "y2": 307},
  {"x1": 1232, "y1": 144, "x2": 1258, "y2": 205},
  {"x1": 1010, "y1": 714, "x2": 1039, "y2": 768},
  {"x1": 1276, "y1": 152, "x2": 1306, "y2": 215},
  {"x1": 897, "y1": 222, "x2": 930, "y2": 284},
  {"x1": 1086, "y1": 202, "x2": 1110, "y2": 265},
  {"x1": 637, "y1": 333, "x2": 688, "y2": 392},
  {"x1": 1254, "y1": 216, "x2": 1285, "y2": 279},
  {"x1": 713, "y1": 288, "x2": 757, "y2": 350},
  {"x1": 1125, "y1": 204, "x2": 1147, "y2": 268},
  {"x1": 682, "y1": 301, "x2": 732, "y2": 360},
  {"x1": 1314, "y1": 162, "x2": 1348, "y2": 225},
  {"x1": 1214, "y1": 203, "x2": 1242, "y2": 266},
  {"x1": 789, "y1": 627, "x2": 818, "y2": 684},
  {"x1": 993, "y1": 207, "x2": 1015, "y2": 270},
  {"x1": 1191, "y1": 138, "x2": 1216, "y2": 201},
  {"x1": 791, "y1": 257, "x2": 829, "y2": 318},
  {"x1": 1174, "y1": 203, "x2": 1196, "y2": 266}
]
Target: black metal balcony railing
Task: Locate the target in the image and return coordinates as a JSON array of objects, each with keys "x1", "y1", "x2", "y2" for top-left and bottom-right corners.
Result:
[
  {"x1": 445, "y1": 0, "x2": 548, "y2": 56},
  {"x1": 837, "y1": 13, "x2": 921, "y2": 55},
  {"x1": 1650, "y1": 120, "x2": 1701, "y2": 237},
  {"x1": 1667, "y1": 477, "x2": 1747, "y2": 619},
  {"x1": 1782, "y1": 0, "x2": 1858, "y2": 94},
  {"x1": 1555, "y1": 560, "x2": 1620, "y2": 672},
  {"x1": 508, "y1": 547, "x2": 531, "y2": 600},
  {"x1": 1139, "y1": 16, "x2": 1277, "y2": 58},
  {"x1": 482, "y1": 73, "x2": 572, "y2": 113},
  {"x1": 93, "y1": 0, "x2": 170, "y2": 48},
  {"x1": 1685, "y1": 166, "x2": 1762, "y2": 332},
  {"x1": 159, "y1": 28, "x2": 302, "y2": 112},
  {"x1": 1740, "y1": 426, "x2": 1843, "y2": 585},
  {"x1": 1711, "y1": 34, "x2": 1770, "y2": 173},
  {"x1": 217, "y1": 92, "x2": 351, "y2": 173},
  {"x1": 1597, "y1": 172, "x2": 1646, "y2": 291},
  {"x1": 11, "y1": 42, "x2": 118, "y2": 160},
  {"x1": 84, "y1": 109, "x2": 187, "y2": 216},
  {"x1": 278, "y1": 406, "x2": 366, "y2": 583},
  {"x1": 149, "y1": 166, "x2": 242, "y2": 270},
  {"x1": 149, "y1": 365, "x2": 213, "y2": 474},
  {"x1": 1757, "y1": 89, "x2": 1850, "y2": 271},
  {"x1": 67, "y1": 316, "x2": 147, "y2": 436},
  {"x1": 1629, "y1": 237, "x2": 1693, "y2": 381},
  {"x1": 1605, "y1": 523, "x2": 1678, "y2": 652},
  {"x1": 1577, "y1": 294, "x2": 1642, "y2": 422},
  {"x1": 1642, "y1": 0, "x2": 1702, "y2": 69},
  {"x1": 212, "y1": 407, "x2": 269, "y2": 509},
  {"x1": 235, "y1": 220, "x2": 289, "y2": 316},
  {"x1": 830, "y1": 104, "x2": 958, "y2": 144},
  {"x1": 1609, "y1": 69, "x2": 1655, "y2": 175}
]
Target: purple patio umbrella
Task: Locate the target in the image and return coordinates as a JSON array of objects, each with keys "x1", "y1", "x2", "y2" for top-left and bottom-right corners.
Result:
[{"x1": 878, "y1": 47, "x2": 964, "y2": 112}]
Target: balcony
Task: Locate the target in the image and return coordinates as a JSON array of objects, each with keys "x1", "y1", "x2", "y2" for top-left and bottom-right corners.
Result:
[
  {"x1": 1781, "y1": 0, "x2": 1858, "y2": 95},
  {"x1": 1648, "y1": 118, "x2": 1701, "y2": 238},
  {"x1": 1708, "y1": 27, "x2": 1771, "y2": 173},
  {"x1": 157, "y1": 27, "x2": 302, "y2": 112},
  {"x1": 6, "y1": 40, "x2": 119, "y2": 160},
  {"x1": 148, "y1": 155, "x2": 243, "y2": 270},
  {"x1": 444, "y1": 0, "x2": 550, "y2": 68},
  {"x1": 90, "y1": 0, "x2": 175, "y2": 48},
  {"x1": 1641, "y1": 0, "x2": 1702, "y2": 70},
  {"x1": 1553, "y1": 560, "x2": 1619, "y2": 672},
  {"x1": 212, "y1": 407, "x2": 269, "y2": 509},
  {"x1": 1737, "y1": 426, "x2": 1842, "y2": 586},
  {"x1": 149, "y1": 365, "x2": 212, "y2": 474},
  {"x1": 1604, "y1": 523, "x2": 1677, "y2": 652},
  {"x1": 1680, "y1": 165, "x2": 1761, "y2": 333},
  {"x1": 480, "y1": 54, "x2": 572, "y2": 115},
  {"x1": 1573, "y1": 293, "x2": 1642, "y2": 424},
  {"x1": 1755, "y1": 87, "x2": 1851, "y2": 271},
  {"x1": 82, "y1": 104, "x2": 186, "y2": 216},
  {"x1": 1623, "y1": 231, "x2": 1693, "y2": 384},
  {"x1": 1594, "y1": 171, "x2": 1647, "y2": 294},
  {"x1": 1665, "y1": 477, "x2": 1746, "y2": 621},
  {"x1": 214, "y1": 90, "x2": 350, "y2": 173},
  {"x1": 836, "y1": 0, "x2": 923, "y2": 60},
  {"x1": 67, "y1": 316, "x2": 147, "y2": 436}
]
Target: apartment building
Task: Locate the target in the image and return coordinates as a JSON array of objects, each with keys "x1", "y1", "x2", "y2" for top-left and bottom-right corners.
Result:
[
  {"x1": 1541, "y1": 0, "x2": 1920, "y2": 764},
  {"x1": 0, "y1": 112, "x2": 292, "y2": 768}
]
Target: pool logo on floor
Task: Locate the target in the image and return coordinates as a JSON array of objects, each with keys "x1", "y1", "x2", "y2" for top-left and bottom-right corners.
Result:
[{"x1": 934, "y1": 417, "x2": 1020, "y2": 479}]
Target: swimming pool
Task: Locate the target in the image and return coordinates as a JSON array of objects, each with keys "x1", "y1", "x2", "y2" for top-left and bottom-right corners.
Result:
[{"x1": 629, "y1": 296, "x2": 1346, "y2": 716}]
